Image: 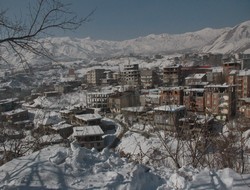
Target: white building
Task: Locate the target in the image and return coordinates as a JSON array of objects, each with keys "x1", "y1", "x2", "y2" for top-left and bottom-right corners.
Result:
[{"x1": 72, "y1": 125, "x2": 104, "y2": 150}]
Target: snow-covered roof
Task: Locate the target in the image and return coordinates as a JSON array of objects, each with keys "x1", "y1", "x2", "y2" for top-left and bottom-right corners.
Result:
[
  {"x1": 73, "y1": 125, "x2": 104, "y2": 136},
  {"x1": 186, "y1": 73, "x2": 206, "y2": 79},
  {"x1": 154, "y1": 105, "x2": 186, "y2": 112},
  {"x1": 141, "y1": 94, "x2": 161, "y2": 98},
  {"x1": 2, "y1": 108, "x2": 27, "y2": 116},
  {"x1": 52, "y1": 122, "x2": 73, "y2": 130},
  {"x1": 160, "y1": 86, "x2": 183, "y2": 91},
  {"x1": 75, "y1": 113, "x2": 102, "y2": 121},
  {"x1": 229, "y1": 70, "x2": 238, "y2": 75},
  {"x1": 239, "y1": 98, "x2": 250, "y2": 103},
  {"x1": 238, "y1": 70, "x2": 250, "y2": 76},
  {"x1": 40, "y1": 134, "x2": 63, "y2": 143},
  {"x1": 59, "y1": 110, "x2": 71, "y2": 114},
  {"x1": 205, "y1": 84, "x2": 230, "y2": 88},
  {"x1": 87, "y1": 91, "x2": 114, "y2": 95},
  {"x1": 121, "y1": 106, "x2": 149, "y2": 113},
  {"x1": 0, "y1": 98, "x2": 18, "y2": 105},
  {"x1": 196, "y1": 115, "x2": 214, "y2": 124},
  {"x1": 212, "y1": 67, "x2": 223, "y2": 73},
  {"x1": 164, "y1": 64, "x2": 181, "y2": 68},
  {"x1": 40, "y1": 115, "x2": 62, "y2": 126},
  {"x1": 184, "y1": 88, "x2": 204, "y2": 92},
  {"x1": 193, "y1": 73, "x2": 206, "y2": 79}
]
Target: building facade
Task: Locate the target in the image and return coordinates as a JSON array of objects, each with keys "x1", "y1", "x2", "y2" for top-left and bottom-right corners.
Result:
[
  {"x1": 86, "y1": 69, "x2": 106, "y2": 86},
  {"x1": 140, "y1": 68, "x2": 159, "y2": 89},
  {"x1": 163, "y1": 65, "x2": 182, "y2": 86},
  {"x1": 183, "y1": 88, "x2": 205, "y2": 112},
  {"x1": 159, "y1": 87, "x2": 183, "y2": 106},
  {"x1": 87, "y1": 92, "x2": 114, "y2": 111},
  {"x1": 72, "y1": 125, "x2": 104, "y2": 150},
  {"x1": 205, "y1": 84, "x2": 236, "y2": 120},
  {"x1": 121, "y1": 64, "x2": 140, "y2": 86}
]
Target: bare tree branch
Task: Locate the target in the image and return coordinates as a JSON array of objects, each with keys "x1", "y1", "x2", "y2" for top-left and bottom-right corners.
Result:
[{"x1": 0, "y1": 0, "x2": 95, "y2": 69}]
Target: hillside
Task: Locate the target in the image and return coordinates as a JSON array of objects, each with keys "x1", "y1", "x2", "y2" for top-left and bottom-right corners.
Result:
[
  {"x1": 202, "y1": 20, "x2": 250, "y2": 54},
  {"x1": 1, "y1": 142, "x2": 250, "y2": 189},
  {"x1": 1, "y1": 20, "x2": 250, "y2": 68}
]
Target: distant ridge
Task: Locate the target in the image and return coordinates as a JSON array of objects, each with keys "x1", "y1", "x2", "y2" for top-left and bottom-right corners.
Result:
[{"x1": 1, "y1": 20, "x2": 250, "y2": 66}]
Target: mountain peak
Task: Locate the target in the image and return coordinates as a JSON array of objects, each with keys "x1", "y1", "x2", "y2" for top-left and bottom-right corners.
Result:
[{"x1": 1, "y1": 20, "x2": 250, "y2": 66}]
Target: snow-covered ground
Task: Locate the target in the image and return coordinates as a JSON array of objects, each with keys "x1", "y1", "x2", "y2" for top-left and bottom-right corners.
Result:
[{"x1": 1, "y1": 142, "x2": 250, "y2": 189}]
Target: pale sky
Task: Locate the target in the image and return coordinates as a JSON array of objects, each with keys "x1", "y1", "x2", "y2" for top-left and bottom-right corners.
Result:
[{"x1": 1, "y1": 0, "x2": 250, "y2": 40}]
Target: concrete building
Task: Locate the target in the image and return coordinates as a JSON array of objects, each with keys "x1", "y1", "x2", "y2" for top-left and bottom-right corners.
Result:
[
  {"x1": 1, "y1": 108, "x2": 29, "y2": 123},
  {"x1": 140, "y1": 68, "x2": 159, "y2": 89},
  {"x1": 163, "y1": 64, "x2": 182, "y2": 86},
  {"x1": 0, "y1": 98, "x2": 18, "y2": 112},
  {"x1": 140, "y1": 94, "x2": 161, "y2": 107},
  {"x1": 185, "y1": 73, "x2": 207, "y2": 88},
  {"x1": 235, "y1": 53, "x2": 250, "y2": 69},
  {"x1": 101, "y1": 70, "x2": 117, "y2": 85},
  {"x1": 121, "y1": 64, "x2": 140, "y2": 86},
  {"x1": 87, "y1": 91, "x2": 114, "y2": 111},
  {"x1": 236, "y1": 70, "x2": 250, "y2": 99},
  {"x1": 183, "y1": 88, "x2": 205, "y2": 112},
  {"x1": 159, "y1": 87, "x2": 183, "y2": 106},
  {"x1": 86, "y1": 69, "x2": 106, "y2": 86},
  {"x1": 108, "y1": 91, "x2": 140, "y2": 113},
  {"x1": 222, "y1": 60, "x2": 241, "y2": 84},
  {"x1": 206, "y1": 67, "x2": 224, "y2": 84},
  {"x1": 238, "y1": 98, "x2": 250, "y2": 119},
  {"x1": 121, "y1": 106, "x2": 151, "y2": 125},
  {"x1": 205, "y1": 84, "x2": 236, "y2": 120},
  {"x1": 153, "y1": 105, "x2": 186, "y2": 130},
  {"x1": 72, "y1": 125, "x2": 104, "y2": 150},
  {"x1": 73, "y1": 113, "x2": 102, "y2": 126},
  {"x1": 181, "y1": 66, "x2": 212, "y2": 81}
]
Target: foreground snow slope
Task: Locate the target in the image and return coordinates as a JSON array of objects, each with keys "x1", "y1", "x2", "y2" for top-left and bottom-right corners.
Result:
[
  {"x1": 0, "y1": 143, "x2": 164, "y2": 190},
  {"x1": 1, "y1": 142, "x2": 250, "y2": 190}
]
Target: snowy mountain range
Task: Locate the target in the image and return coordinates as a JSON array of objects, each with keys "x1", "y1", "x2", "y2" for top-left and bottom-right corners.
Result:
[
  {"x1": 41, "y1": 20, "x2": 250, "y2": 62},
  {"x1": 1, "y1": 20, "x2": 250, "y2": 66}
]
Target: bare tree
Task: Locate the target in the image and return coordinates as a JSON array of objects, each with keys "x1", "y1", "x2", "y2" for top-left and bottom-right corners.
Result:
[{"x1": 0, "y1": 0, "x2": 94, "y2": 66}]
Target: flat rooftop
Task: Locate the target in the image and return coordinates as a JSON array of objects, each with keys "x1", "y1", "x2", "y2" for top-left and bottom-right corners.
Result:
[
  {"x1": 73, "y1": 125, "x2": 104, "y2": 136},
  {"x1": 2, "y1": 108, "x2": 27, "y2": 116},
  {"x1": 154, "y1": 105, "x2": 186, "y2": 112},
  {"x1": 75, "y1": 113, "x2": 102, "y2": 121}
]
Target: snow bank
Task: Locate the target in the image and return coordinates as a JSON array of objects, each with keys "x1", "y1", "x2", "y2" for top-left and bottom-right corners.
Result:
[
  {"x1": 1, "y1": 142, "x2": 250, "y2": 189},
  {"x1": 0, "y1": 143, "x2": 165, "y2": 190}
]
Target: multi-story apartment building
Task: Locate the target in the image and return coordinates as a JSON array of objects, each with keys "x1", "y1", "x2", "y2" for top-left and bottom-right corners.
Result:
[
  {"x1": 181, "y1": 66, "x2": 212, "y2": 80},
  {"x1": 159, "y1": 87, "x2": 183, "y2": 105},
  {"x1": 235, "y1": 53, "x2": 250, "y2": 69},
  {"x1": 101, "y1": 70, "x2": 117, "y2": 85},
  {"x1": 228, "y1": 70, "x2": 237, "y2": 85},
  {"x1": 222, "y1": 60, "x2": 241, "y2": 84},
  {"x1": 236, "y1": 70, "x2": 250, "y2": 99},
  {"x1": 72, "y1": 125, "x2": 104, "y2": 151},
  {"x1": 185, "y1": 73, "x2": 207, "y2": 88},
  {"x1": 154, "y1": 105, "x2": 186, "y2": 129},
  {"x1": 183, "y1": 88, "x2": 205, "y2": 112},
  {"x1": 238, "y1": 98, "x2": 250, "y2": 119},
  {"x1": 140, "y1": 68, "x2": 159, "y2": 89},
  {"x1": 73, "y1": 113, "x2": 102, "y2": 125},
  {"x1": 87, "y1": 91, "x2": 114, "y2": 111},
  {"x1": 206, "y1": 67, "x2": 224, "y2": 84},
  {"x1": 108, "y1": 90, "x2": 140, "y2": 113},
  {"x1": 86, "y1": 69, "x2": 106, "y2": 86},
  {"x1": 205, "y1": 84, "x2": 236, "y2": 120},
  {"x1": 163, "y1": 64, "x2": 182, "y2": 86},
  {"x1": 121, "y1": 64, "x2": 140, "y2": 86}
]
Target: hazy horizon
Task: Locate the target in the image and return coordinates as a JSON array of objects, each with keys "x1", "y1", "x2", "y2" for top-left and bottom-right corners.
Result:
[{"x1": 1, "y1": 0, "x2": 250, "y2": 41}]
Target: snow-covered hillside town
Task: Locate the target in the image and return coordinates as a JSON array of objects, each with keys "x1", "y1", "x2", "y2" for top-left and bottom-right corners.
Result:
[{"x1": 1, "y1": 0, "x2": 250, "y2": 187}]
